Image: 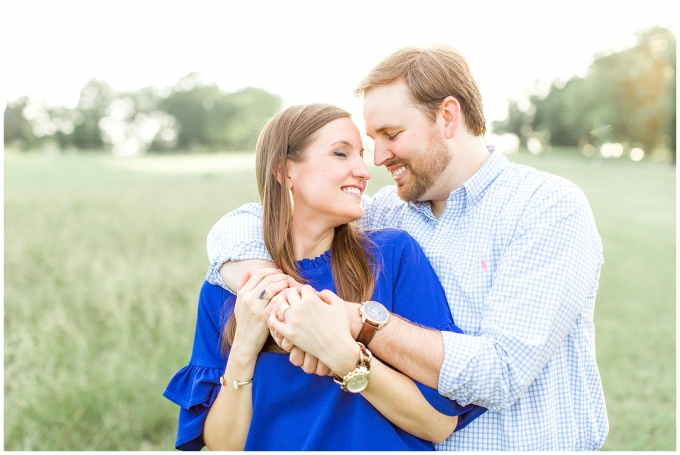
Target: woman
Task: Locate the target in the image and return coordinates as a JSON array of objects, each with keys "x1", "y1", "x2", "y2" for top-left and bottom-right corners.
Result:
[{"x1": 163, "y1": 104, "x2": 486, "y2": 450}]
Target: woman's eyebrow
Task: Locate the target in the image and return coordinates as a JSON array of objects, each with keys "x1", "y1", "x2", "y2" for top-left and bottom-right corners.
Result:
[{"x1": 328, "y1": 139, "x2": 353, "y2": 148}]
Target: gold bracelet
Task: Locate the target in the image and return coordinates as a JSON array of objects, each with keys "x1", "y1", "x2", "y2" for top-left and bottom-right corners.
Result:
[
  {"x1": 333, "y1": 342, "x2": 372, "y2": 393},
  {"x1": 220, "y1": 374, "x2": 253, "y2": 389}
]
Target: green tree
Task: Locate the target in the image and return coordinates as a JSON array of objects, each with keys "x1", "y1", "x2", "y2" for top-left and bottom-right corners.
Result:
[
  {"x1": 494, "y1": 26, "x2": 676, "y2": 163},
  {"x1": 4, "y1": 73, "x2": 282, "y2": 154},
  {"x1": 159, "y1": 74, "x2": 282, "y2": 152},
  {"x1": 4, "y1": 97, "x2": 36, "y2": 149},
  {"x1": 221, "y1": 87, "x2": 282, "y2": 150},
  {"x1": 72, "y1": 79, "x2": 115, "y2": 150}
]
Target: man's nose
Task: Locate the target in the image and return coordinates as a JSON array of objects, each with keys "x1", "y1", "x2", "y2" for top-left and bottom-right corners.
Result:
[{"x1": 373, "y1": 140, "x2": 394, "y2": 167}]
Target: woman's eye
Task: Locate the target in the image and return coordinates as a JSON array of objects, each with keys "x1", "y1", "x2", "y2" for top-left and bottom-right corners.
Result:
[
  {"x1": 334, "y1": 151, "x2": 347, "y2": 157},
  {"x1": 388, "y1": 132, "x2": 400, "y2": 140}
]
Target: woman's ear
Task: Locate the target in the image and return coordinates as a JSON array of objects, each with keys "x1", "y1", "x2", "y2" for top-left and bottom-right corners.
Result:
[
  {"x1": 274, "y1": 172, "x2": 294, "y2": 189},
  {"x1": 280, "y1": 159, "x2": 296, "y2": 188},
  {"x1": 274, "y1": 159, "x2": 293, "y2": 187}
]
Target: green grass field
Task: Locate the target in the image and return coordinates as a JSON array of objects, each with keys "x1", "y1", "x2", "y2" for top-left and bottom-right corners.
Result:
[{"x1": 4, "y1": 149, "x2": 675, "y2": 450}]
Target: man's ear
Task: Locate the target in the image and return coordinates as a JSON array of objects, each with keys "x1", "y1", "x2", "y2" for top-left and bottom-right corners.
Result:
[{"x1": 440, "y1": 96, "x2": 461, "y2": 140}]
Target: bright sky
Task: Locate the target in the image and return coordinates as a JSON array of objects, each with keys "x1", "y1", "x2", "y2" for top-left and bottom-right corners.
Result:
[{"x1": 2, "y1": 0, "x2": 677, "y2": 131}]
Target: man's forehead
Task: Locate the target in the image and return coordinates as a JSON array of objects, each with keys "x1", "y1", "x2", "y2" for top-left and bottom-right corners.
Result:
[
  {"x1": 363, "y1": 81, "x2": 409, "y2": 106},
  {"x1": 362, "y1": 87, "x2": 420, "y2": 133}
]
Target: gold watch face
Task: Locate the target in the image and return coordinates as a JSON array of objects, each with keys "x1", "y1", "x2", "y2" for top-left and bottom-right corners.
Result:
[{"x1": 346, "y1": 373, "x2": 369, "y2": 393}]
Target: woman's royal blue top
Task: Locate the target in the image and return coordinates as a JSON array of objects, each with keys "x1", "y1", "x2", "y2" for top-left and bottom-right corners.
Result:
[{"x1": 163, "y1": 229, "x2": 486, "y2": 450}]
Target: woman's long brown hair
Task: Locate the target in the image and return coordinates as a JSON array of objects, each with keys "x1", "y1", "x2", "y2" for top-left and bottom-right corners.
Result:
[{"x1": 221, "y1": 104, "x2": 377, "y2": 354}]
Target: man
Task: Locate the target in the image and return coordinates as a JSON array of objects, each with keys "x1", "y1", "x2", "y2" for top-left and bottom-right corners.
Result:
[{"x1": 206, "y1": 45, "x2": 608, "y2": 450}]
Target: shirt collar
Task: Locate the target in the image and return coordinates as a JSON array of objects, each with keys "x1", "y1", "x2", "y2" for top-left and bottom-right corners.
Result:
[
  {"x1": 407, "y1": 148, "x2": 509, "y2": 219},
  {"x1": 459, "y1": 149, "x2": 508, "y2": 207}
]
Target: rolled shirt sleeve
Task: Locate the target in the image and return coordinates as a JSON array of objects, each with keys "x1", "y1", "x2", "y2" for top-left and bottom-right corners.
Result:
[{"x1": 205, "y1": 203, "x2": 271, "y2": 291}]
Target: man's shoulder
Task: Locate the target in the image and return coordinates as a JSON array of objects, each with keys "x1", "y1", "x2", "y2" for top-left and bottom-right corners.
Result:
[
  {"x1": 368, "y1": 185, "x2": 403, "y2": 204},
  {"x1": 360, "y1": 186, "x2": 411, "y2": 229},
  {"x1": 494, "y1": 161, "x2": 587, "y2": 207}
]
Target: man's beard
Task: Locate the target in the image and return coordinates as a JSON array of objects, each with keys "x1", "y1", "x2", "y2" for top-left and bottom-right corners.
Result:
[{"x1": 389, "y1": 129, "x2": 451, "y2": 202}]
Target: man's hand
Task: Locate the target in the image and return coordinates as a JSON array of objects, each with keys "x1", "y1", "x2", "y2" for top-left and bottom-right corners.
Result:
[{"x1": 288, "y1": 347, "x2": 332, "y2": 376}]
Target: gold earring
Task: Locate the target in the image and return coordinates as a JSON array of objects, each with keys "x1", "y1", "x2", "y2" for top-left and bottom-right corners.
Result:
[{"x1": 287, "y1": 186, "x2": 294, "y2": 216}]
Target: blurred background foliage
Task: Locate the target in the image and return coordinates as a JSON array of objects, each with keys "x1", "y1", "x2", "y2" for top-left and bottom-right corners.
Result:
[
  {"x1": 492, "y1": 26, "x2": 675, "y2": 164},
  {"x1": 4, "y1": 72, "x2": 282, "y2": 157},
  {"x1": 4, "y1": 26, "x2": 675, "y2": 165}
]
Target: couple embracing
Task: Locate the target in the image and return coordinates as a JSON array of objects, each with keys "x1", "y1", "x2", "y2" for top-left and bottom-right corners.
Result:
[{"x1": 164, "y1": 45, "x2": 608, "y2": 451}]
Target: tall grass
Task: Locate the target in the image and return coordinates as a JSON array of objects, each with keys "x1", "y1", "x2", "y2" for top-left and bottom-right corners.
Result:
[{"x1": 4, "y1": 150, "x2": 675, "y2": 450}]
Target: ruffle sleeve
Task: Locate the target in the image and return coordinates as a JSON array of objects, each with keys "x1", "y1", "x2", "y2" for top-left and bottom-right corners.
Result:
[
  {"x1": 163, "y1": 364, "x2": 224, "y2": 451},
  {"x1": 164, "y1": 281, "x2": 234, "y2": 451}
]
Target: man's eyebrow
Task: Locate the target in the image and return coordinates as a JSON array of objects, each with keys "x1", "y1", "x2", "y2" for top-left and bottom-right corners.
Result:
[{"x1": 372, "y1": 124, "x2": 400, "y2": 134}]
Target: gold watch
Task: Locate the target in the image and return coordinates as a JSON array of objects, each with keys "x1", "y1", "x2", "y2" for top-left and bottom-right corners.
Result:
[
  {"x1": 356, "y1": 301, "x2": 390, "y2": 346},
  {"x1": 333, "y1": 342, "x2": 372, "y2": 393}
]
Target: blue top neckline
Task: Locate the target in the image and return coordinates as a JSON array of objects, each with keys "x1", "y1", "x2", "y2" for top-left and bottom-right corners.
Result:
[{"x1": 297, "y1": 251, "x2": 331, "y2": 271}]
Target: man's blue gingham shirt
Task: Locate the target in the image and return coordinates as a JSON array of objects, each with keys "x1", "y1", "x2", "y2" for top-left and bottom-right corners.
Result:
[{"x1": 205, "y1": 150, "x2": 609, "y2": 450}]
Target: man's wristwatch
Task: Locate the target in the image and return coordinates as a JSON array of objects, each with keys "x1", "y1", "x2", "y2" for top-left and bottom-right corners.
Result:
[
  {"x1": 333, "y1": 342, "x2": 372, "y2": 393},
  {"x1": 355, "y1": 301, "x2": 390, "y2": 346}
]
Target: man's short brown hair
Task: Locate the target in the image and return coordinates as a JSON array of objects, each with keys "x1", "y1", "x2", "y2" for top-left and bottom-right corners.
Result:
[{"x1": 355, "y1": 45, "x2": 486, "y2": 136}]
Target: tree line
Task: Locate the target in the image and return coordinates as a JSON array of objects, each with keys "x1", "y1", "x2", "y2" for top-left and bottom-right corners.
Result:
[
  {"x1": 492, "y1": 26, "x2": 675, "y2": 163},
  {"x1": 4, "y1": 73, "x2": 282, "y2": 156},
  {"x1": 5, "y1": 26, "x2": 675, "y2": 161}
]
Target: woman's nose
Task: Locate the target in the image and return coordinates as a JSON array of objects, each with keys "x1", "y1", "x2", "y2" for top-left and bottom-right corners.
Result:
[{"x1": 354, "y1": 157, "x2": 372, "y2": 180}]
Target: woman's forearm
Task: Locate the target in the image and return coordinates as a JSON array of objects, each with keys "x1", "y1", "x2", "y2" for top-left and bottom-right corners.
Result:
[
  {"x1": 267, "y1": 288, "x2": 457, "y2": 442},
  {"x1": 361, "y1": 358, "x2": 458, "y2": 443},
  {"x1": 324, "y1": 337, "x2": 457, "y2": 444},
  {"x1": 204, "y1": 344, "x2": 258, "y2": 450}
]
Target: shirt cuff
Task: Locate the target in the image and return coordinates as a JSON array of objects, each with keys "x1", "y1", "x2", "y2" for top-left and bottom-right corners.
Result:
[
  {"x1": 205, "y1": 242, "x2": 274, "y2": 293},
  {"x1": 205, "y1": 256, "x2": 231, "y2": 292},
  {"x1": 438, "y1": 331, "x2": 485, "y2": 404}
]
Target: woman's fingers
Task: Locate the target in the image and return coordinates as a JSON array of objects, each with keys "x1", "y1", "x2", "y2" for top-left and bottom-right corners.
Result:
[
  {"x1": 241, "y1": 268, "x2": 289, "y2": 296},
  {"x1": 243, "y1": 273, "x2": 290, "y2": 306},
  {"x1": 286, "y1": 275, "x2": 304, "y2": 288},
  {"x1": 236, "y1": 270, "x2": 251, "y2": 293},
  {"x1": 268, "y1": 310, "x2": 291, "y2": 340},
  {"x1": 262, "y1": 277, "x2": 290, "y2": 304},
  {"x1": 317, "y1": 288, "x2": 348, "y2": 305}
]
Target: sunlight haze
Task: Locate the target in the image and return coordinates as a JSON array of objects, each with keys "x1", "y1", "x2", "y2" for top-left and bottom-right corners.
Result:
[{"x1": 2, "y1": 0, "x2": 677, "y2": 132}]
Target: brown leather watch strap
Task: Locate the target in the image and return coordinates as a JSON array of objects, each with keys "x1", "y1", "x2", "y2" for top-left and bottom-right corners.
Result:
[{"x1": 356, "y1": 321, "x2": 378, "y2": 346}]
